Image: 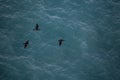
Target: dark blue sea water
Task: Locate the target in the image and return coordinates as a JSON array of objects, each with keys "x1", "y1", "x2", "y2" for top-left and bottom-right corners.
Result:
[{"x1": 0, "y1": 0, "x2": 120, "y2": 80}]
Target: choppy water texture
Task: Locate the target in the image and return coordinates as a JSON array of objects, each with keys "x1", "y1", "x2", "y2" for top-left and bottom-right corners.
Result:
[{"x1": 0, "y1": 0, "x2": 120, "y2": 80}]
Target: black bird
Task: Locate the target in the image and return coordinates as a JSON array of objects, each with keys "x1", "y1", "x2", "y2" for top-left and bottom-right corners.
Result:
[
  {"x1": 33, "y1": 24, "x2": 40, "y2": 31},
  {"x1": 24, "y1": 40, "x2": 29, "y2": 48},
  {"x1": 58, "y1": 39, "x2": 64, "y2": 46}
]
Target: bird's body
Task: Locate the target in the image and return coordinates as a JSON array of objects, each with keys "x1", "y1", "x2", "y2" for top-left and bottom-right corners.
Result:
[
  {"x1": 24, "y1": 40, "x2": 29, "y2": 48},
  {"x1": 58, "y1": 39, "x2": 64, "y2": 46},
  {"x1": 33, "y1": 24, "x2": 40, "y2": 31}
]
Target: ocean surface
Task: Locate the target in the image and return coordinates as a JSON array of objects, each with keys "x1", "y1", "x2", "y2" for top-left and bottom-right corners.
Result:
[{"x1": 0, "y1": 0, "x2": 120, "y2": 80}]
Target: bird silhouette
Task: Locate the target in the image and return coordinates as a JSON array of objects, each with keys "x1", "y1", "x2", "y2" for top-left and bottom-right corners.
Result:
[
  {"x1": 24, "y1": 40, "x2": 29, "y2": 48},
  {"x1": 33, "y1": 24, "x2": 40, "y2": 31},
  {"x1": 58, "y1": 39, "x2": 64, "y2": 46}
]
